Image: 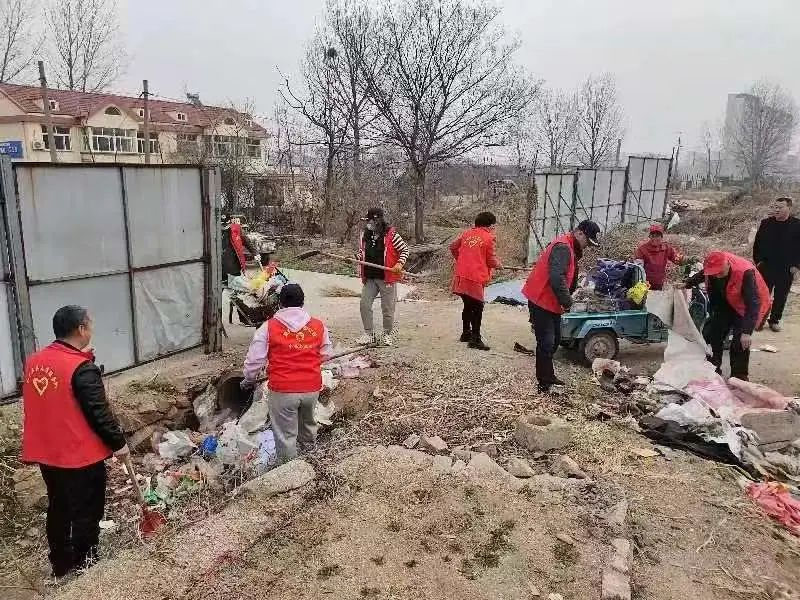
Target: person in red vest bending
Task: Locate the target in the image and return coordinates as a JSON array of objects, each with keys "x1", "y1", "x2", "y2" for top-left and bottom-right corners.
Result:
[
  {"x1": 450, "y1": 211, "x2": 502, "y2": 350},
  {"x1": 680, "y1": 251, "x2": 771, "y2": 381},
  {"x1": 634, "y1": 223, "x2": 682, "y2": 290},
  {"x1": 523, "y1": 221, "x2": 601, "y2": 392},
  {"x1": 21, "y1": 306, "x2": 128, "y2": 578},
  {"x1": 356, "y1": 207, "x2": 409, "y2": 347},
  {"x1": 241, "y1": 283, "x2": 333, "y2": 461}
]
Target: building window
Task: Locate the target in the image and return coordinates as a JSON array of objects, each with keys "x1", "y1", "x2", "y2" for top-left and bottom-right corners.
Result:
[
  {"x1": 90, "y1": 127, "x2": 136, "y2": 153},
  {"x1": 246, "y1": 138, "x2": 261, "y2": 158},
  {"x1": 104, "y1": 106, "x2": 122, "y2": 116},
  {"x1": 136, "y1": 108, "x2": 146, "y2": 118},
  {"x1": 41, "y1": 125, "x2": 71, "y2": 151},
  {"x1": 212, "y1": 134, "x2": 235, "y2": 157},
  {"x1": 48, "y1": 99, "x2": 58, "y2": 111},
  {"x1": 176, "y1": 112, "x2": 187, "y2": 122},
  {"x1": 176, "y1": 133, "x2": 199, "y2": 154},
  {"x1": 137, "y1": 132, "x2": 160, "y2": 154}
]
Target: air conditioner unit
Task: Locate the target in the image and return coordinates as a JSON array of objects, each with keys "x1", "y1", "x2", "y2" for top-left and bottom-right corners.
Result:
[{"x1": 32, "y1": 140, "x2": 44, "y2": 150}]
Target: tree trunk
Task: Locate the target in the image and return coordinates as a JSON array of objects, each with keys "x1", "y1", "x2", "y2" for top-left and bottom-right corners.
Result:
[
  {"x1": 322, "y1": 136, "x2": 335, "y2": 236},
  {"x1": 413, "y1": 167, "x2": 426, "y2": 243}
]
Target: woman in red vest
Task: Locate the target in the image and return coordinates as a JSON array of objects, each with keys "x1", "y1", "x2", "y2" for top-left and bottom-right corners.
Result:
[
  {"x1": 450, "y1": 211, "x2": 502, "y2": 350},
  {"x1": 21, "y1": 306, "x2": 128, "y2": 577},
  {"x1": 523, "y1": 220, "x2": 601, "y2": 392},
  {"x1": 241, "y1": 283, "x2": 333, "y2": 461},
  {"x1": 681, "y1": 250, "x2": 771, "y2": 380}
]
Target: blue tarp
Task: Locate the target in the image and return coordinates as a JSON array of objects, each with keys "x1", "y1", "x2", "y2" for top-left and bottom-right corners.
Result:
[{"x1": 485, "y1": 279, "x2": 526, "y2": 304}]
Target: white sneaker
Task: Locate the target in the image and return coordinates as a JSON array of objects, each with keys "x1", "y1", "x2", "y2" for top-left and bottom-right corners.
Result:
[
  {"x1": 356, "y1": 333, "x2": 375, "y2": 345},
  {"x1": 380, "y1": 332, "x2": 394, "y2": 347}
]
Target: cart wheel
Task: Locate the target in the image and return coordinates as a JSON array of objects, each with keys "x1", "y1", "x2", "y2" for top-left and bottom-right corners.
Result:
[{"x1": 578, "y1": 330, "x2": 619, "y2": 364}]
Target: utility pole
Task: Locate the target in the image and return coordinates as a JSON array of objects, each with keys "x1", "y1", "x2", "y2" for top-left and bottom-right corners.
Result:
[
  {"x1": 673, "y1": 135, "x2": 682, "y2": 190},
  {"x1": 615, "y1": 138, "x2": 622, "y2": 167},
  {"x1": 38, "y1": 61, "x2": 58, "y2": 163},
  {"x1": 143, "y1": 79, "x2": 151, "y2": 164}
]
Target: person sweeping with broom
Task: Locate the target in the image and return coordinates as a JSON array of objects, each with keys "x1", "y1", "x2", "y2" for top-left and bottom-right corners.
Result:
[
  {"x1": 356, "y1": 207, "x2": 409, "y2": 347},
  {"x1": 21, "y1": 306, "x2": 129, "y2": 577},
  {"x1": 450, "y1": 211, "x2": 502, "y2": 350}
]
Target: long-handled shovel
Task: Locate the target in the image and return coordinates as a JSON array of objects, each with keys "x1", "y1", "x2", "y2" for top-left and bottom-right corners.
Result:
[
  {"x1": 293, "y1": 249, "x2": 420, "y2": 278},
  {"x1": 122, "y1": 454, "x2": 166, "y2": 539}
]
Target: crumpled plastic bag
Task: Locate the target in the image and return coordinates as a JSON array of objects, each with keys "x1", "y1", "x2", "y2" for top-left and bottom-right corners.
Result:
[
  {"x1": 216, "y1": 421, "x2": 259, "y2": 465},
  {"x1": 746, "y1": 481, "x2": 800, "y2": 536},
  {"x1": 254, "y1": 430, "x2": 277, "y2": 471},
  {"x1": 157, "y1": 431, "x2": 196, "y2": 460},
  {"x1": 626, "y1": 281, "x2": 650, "y2": 306}
]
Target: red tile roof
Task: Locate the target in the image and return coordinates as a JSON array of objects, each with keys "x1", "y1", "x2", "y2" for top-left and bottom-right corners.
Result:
[{"x1": 0, "y1": 82, "x2": 267, "y2": 136}]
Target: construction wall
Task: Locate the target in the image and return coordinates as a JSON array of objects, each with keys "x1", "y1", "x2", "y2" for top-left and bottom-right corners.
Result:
[
  {"x1": 528, "y1": 156, "x2": 672, "y2": 262},
  {"x1": 0, "y1": 159, "x2": 223, "y2": 401}
]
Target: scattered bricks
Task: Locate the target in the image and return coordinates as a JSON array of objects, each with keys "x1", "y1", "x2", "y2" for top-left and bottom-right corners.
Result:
[
  {"x1": 432, "y1": 455, "x2": 453, "y2": 473},
  {"x1": 601, "y1": 568, "x2": 631, "y2": 600},
  {"x1": 604, "y1": 498, "x2": 629, "y2": 529},
  {"x1": 450, "y1": 459, "x2": 467, "y2": 474},
  {"x1": 514, "y1": 414, "x2": 572, "y2": 452},
  {"x1": 419, "y1": 435, "x2": 448, "y2": 454},
  {"x1": 473, "y1": 441, "x2": 498, "y2": 457},
  {"x1": 506, "y1": 457, "x2": 536, "y2": 478},
  {"x1": 550, "y1": 455, "x2": 587, "y2": 479},
  {"x1": 610, "y1": 538, "x2": 632, "y2": 575},
  {"x1": 403, "y1": 433, "x2": 421, "y2": 449}
]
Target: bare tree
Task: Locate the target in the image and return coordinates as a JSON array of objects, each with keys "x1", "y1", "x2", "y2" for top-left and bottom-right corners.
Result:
[
  {"x1": 699, "y1": 119, "x2": 721, "y2": 183},
  {"x1": 362, "y1": 0, "x2": 533, "y2": 242},
  {"x1": 281, "y1": 32, "x2": 353, "y2": 235},
  {"x1": 576, "y1": 73, "x2": 623, "y2": 168},
  {"x1": 45, "y1": 0, "x2": 126, "y2": 92},
  {"x1": 0, "y1": 0, "x2": 41, "y2": 83},
  {"x1": 728, "y1": 80, "x2": 797, "y2": 184},
  {"x1": 533, "y1": 87, "x2": 578, "y2": 169}
]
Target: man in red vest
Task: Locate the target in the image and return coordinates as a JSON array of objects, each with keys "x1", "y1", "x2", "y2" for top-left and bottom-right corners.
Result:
[
  {"x1": 21, "y1": 306, "x2": 128, "y2": 577},
  {"x1": 681, "y1": 251, "x2": 771, "y2": 381},
  {"x1": 634, "y1": 223, "x2": 682, "y2": 290},
  {"x1": 450, "y1": 211, "x2": 502, "y2": 350},
  {"x1": 242, "y1": 283, "x2": 333, "y2": 461},
  {"x1": 356, "y1": 207, "x2": 409, "y2": 347},
  {"x1": 523, "y1": 220, "x2": 601, "y2": 392}
]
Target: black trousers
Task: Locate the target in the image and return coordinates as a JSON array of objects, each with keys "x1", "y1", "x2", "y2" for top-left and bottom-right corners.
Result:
[
  {"x1": 459, "y1": 294, "x2": 484, "y2": 337},
  {"x1": 702, "y1": 303, "x2": 750, "y2": 380},
  {"x1": 529, "y1": 302, "x2": 562, "y2": 385},
  {"x1": 759, "y1": 264, "x2": 792, "y2": 324},
  {"x1": 39, "y1": 461, "x2": 107, "y2": 576}
]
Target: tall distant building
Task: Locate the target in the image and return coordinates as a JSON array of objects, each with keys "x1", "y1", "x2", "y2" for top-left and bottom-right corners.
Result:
[{"x1": 721, "y1": 92, "x2": 758, "y2": 179}]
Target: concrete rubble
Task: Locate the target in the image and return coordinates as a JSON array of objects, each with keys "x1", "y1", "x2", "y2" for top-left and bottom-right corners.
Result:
[
  {"x1": 514, "y1": 414, "x2": 573, "y2": 452},
  {"x1": 238, "y1": 459, "x2": 316, "y2": 497},
  {"x1": 601, "y1": 538, "x2": 633, "y2": 600},
  {"x1": 419, "y1": 434, "x2": 449, "y2": 454},
  {"x1": 506, "y1": 457, "x2": 536, "y2": 478},
  {"x1": 550, "y1": 455, "x2": 588, "y2": 479},
  {"x1": 460, "y1": 452, "x2": 524, "y2": 491}
]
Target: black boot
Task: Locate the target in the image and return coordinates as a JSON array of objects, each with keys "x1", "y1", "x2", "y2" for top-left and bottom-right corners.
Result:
[
  {"x1": 468, "y1": 334, "x2": 490, "y2": 351},
  {"x1": 459, "y1": 330, "x2": 471, "y2": 343}
]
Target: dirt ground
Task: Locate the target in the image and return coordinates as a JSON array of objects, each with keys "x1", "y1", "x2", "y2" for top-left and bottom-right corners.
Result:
[{"x1": 3, "y1": 190, "x2": 800, "y2": 599}]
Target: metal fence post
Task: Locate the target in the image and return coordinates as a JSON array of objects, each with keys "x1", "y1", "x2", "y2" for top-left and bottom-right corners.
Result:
[
  {"x1": 118, "y1": 166, "x2": 140, "y2": 363},
  {"x1": 0, "y1": 158, "x2": 35, "y2": 365},
  {"x1": 202, "y1": 167, "x2": 222, "y2": 353}
]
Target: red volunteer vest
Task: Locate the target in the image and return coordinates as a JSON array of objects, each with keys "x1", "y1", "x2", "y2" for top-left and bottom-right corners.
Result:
[
  {"x1": 230, "y1": 222, "x2": 247, "y2": 271},
  {"x1": 267, "y1": 317, "x2": 325, "y2": 393},
  {"x1": 453, "y1": 227, "x2": 496, "y2": 285},
  {"x1": 359, "y1": 227, "x2": 402, "y2": 284},
  {"x1": 522, "y1": 233, "x2": 576, "y2": 314},
  {"x1": 21, "y1": 342, "x2": 112, "y2": 468},
  {"x1": 706, "y1": 252, "x2": 771, "y2": 325}
]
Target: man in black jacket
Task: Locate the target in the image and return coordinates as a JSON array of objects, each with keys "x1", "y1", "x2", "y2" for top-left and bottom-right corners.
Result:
[
  {"x1": 21, "y1": 306, "x2": 127, "y2": 577},
  {"x1": 753, "y1": 197, "x2": 800, "y2": 332}
]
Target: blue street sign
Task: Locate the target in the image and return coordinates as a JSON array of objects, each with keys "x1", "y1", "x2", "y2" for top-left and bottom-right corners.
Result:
[{"x1": 0, "y1": 141, "x2": 23, "y2": 159}]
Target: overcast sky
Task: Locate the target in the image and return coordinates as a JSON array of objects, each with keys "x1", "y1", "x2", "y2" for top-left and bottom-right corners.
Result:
[{"x1": 118, "y1": 0, "x2": 800, "y2": 156}]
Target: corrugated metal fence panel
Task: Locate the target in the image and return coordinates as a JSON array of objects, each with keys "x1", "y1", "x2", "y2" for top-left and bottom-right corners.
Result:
[
  {"x1": 624, "y1": 157, "x2": 671, "y2": 222},
  {"x1": 15, "y1": 166, "x2": 127, "y2": 281},
  {"x1": 123, "y1": 168, "x2": 204, "y2": 267},
  {"x1": 28, "y1": 275, "x2": 135, "y2": 372},
  {"x1": 574, "y1": 168, "x2": 627, "y2": 232},
  {"x1": 133, "y1": 263, "x2": 204, "y2": 360}
]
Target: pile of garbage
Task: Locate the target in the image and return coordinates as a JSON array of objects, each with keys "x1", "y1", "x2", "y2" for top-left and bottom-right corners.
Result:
[
  {"x1": 570, "y1": 259, "x2": 648, "y2": 314},
  {"x1": 588, "y1": 288, "x2": 800, "y2": 535},
  {"x1": 125, "y1": 350, "x2": 374, "y2": 510}
]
